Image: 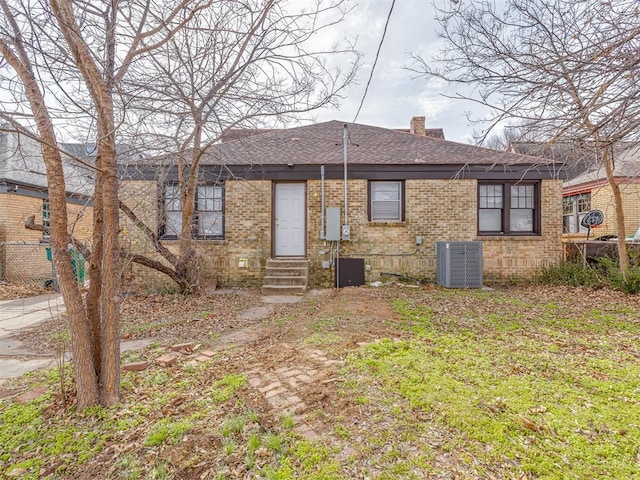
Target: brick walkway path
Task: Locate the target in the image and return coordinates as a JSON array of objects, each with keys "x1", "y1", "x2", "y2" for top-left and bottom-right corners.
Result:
[{"x1": 245, "y1": 347, "x2": 344, "y2": 440}]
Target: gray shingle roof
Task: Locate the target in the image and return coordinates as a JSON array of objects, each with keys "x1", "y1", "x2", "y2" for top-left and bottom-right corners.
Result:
[
  {"x1": 202, "y1": 120, "x2": 557, "y2": 167},
  {"x1": 564, "y1": 144, "x2": 640, "y2": 188}
]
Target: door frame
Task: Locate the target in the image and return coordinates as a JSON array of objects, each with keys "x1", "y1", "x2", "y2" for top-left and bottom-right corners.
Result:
[{"x1": 271, "y1": 181, "x2": 307, "y2": 257}]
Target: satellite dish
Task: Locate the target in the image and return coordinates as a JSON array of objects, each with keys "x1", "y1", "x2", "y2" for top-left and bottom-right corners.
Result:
[{"x1": 581, "y1": 209, "x2": 604, "y2": 228}]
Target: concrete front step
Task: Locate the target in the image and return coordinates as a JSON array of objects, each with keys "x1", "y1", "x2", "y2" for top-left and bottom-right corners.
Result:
[
  {"x1": 265, "y1": 267, "x2": 308, "y2": 277},
  {"x1": 266, "y1": 259, "x2": 308, "y2": 268},
  {"x1": 262, "y1": 259, "x2": 309, "y2": 295},
  {"x1": 263, "y1": 275, "x2": 307, "y2": 286},
  {"x1": 261, "y1": 285, "x2": 307, "y2": 295}
]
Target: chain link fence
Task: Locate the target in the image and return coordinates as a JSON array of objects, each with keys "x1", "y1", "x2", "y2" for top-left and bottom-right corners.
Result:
[{"x1": 0, "y1": 241, "x2": 85, "y2": 289}]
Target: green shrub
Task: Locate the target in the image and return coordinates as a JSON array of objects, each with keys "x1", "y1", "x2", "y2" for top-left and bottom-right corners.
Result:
[
  {"x1": 535, "y1": 261, "x2": 605, "y2": 288},
  {"x1": 536, "y1": 258, "x2": 640, "y2": 294},
  {"x1": 592, "y1": 256, "x2": 640, "y2": 293},
  {"x1": 621, "y1": 268, "x2": 640, "y2": 294}
]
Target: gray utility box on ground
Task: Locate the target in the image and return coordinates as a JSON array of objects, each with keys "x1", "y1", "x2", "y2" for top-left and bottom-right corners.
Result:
[{"x1": 436, "y1": 241, "x2": 483, "y2": 288}]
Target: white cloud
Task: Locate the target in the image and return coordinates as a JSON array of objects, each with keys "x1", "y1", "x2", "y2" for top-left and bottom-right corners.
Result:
[{"x1": 311, "y1": 0, "x2": 489, "y2": 144}]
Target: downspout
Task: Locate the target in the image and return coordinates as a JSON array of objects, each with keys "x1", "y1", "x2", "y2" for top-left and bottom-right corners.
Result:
[
  {"x1": 320, "y1": 165, "x2": 325, "y2": 239},
  {"x1": 343, "y1": 123, "x2": 348, "y2": 225}
]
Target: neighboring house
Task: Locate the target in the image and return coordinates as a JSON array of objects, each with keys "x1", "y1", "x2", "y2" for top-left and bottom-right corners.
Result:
[
  {"x1": 562, "y1": 144, "x2": 640, "y2": 239},
  {"x1": 512, "y1": 141, "x2": 640, "y2": 238},
  {"x1": 0, "y1": 130, "x2": 94, "y2": 283},
  {"x1": 119, "y1": 116, "x2": 564, "y2": 291}
]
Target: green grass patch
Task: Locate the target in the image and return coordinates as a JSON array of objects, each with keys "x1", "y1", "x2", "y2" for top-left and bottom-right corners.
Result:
[
  {"x1": 346, "y1": 297, "x2": 640, "y2": 479},
  {"x1": 210, "y1": 374, "x2": 247, "y2": 402},
  {"x1": 144, "y1": 418, "x2": 193, "y2": 446},
  {"x1": 0, "y1": 393, "x2": 106, "y2": 478}
]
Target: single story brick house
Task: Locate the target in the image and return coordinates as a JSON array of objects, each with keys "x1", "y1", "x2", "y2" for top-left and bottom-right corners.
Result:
[
  {"x1": 119, "y1": 117, "x2": 564, "y2": 291},
  {"x1": 0, "y1": 130, "x2": 93, "y2": 284}
]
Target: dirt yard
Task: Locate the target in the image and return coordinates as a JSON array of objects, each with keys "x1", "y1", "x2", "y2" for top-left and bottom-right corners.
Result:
[{"x1": 2, "y1": 283, "x2": 640, "y2": 479}]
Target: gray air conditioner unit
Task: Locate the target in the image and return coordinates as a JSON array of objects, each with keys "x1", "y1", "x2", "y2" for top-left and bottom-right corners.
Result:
[{"x1": 436, "y1": 241, "x2": 483, "y2": 288}]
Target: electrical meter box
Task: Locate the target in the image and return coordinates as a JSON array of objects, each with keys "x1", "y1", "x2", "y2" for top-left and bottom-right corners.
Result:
[
  {"x1": 326, "y1": 207, "x2": 341, "y2": 241},
  {"x1": 341, "y1": 224, "x2": 351, "y2": 241}
]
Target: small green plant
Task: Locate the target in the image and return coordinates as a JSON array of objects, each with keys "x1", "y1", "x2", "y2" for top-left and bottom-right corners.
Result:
[
  {"x1": 113, "y1": 454, "x2": 141, "y2": 479},
  {"x1": 144, "y1": 371, "x2": 169, "y2": 386},
  {"x1": 144, "y1": 419, "x2": 192, "y2": 446},
  {"x1": 311, "y1": 315, "x2": 339, "y2": 331},
  {"x1": 247, "y1": 432, "x2": 261, "y2": 453},
  {"x1": 221, "y1": 414, "x2": 249, "y2": 438},
  {"x1": 262, "y1": 433, "x2": 283, "y2": 453},
  {"x1": 280, "y1": 414, "x2": 295, "y2": 429},
  {"x1": 183, "y1": 363, "x2": 198, "y2": 374},
  {"x1": 150, "y1": 462, "x2": 170, "y2": 480},
  {"x1": 211, "y1": 374, "x2": 247, "y2": 402},
  {"x1": 333, "y1": 423, "x2": 350, "y2": 440},
  {"x1": 303, "y1": 332, "x2": 343, "y2": 346},
  {"x1": 594, "y1": 256, "x2": 640, "y2": 293},
  {"x1": 622, "y1": 268, "x2": 640, "y2": 294},
  {"x1": 293, "y1": 440, "x2": 342, "y2": 477},
  {"x1": 223, "y1": 439, "x2": 236, "y2": 455}
]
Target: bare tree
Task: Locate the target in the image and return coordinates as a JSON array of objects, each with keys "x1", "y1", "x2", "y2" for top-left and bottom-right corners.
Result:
[
  {"x1": 0, "y1": 0, "x2": 107, "y2": 408},
  {"x1": 0, "y1": 0, "x2": 357, "y2": 405},
  {"x1": 117, "y1": 0, "x2": 359, "y2": 293},
  {"x1": 412, "y1": 0, "x2": 640, "y2": 276},
  {"x1": 0, "y1": 0, "x2": 214, "y2": 408}
]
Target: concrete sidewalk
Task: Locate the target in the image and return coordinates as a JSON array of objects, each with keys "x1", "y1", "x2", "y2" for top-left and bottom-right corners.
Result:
[
  {"x1": 0, "y1": 294, "x2": 156, "y2": 381},
  {"x1": 0, "y1": 293, "x2": 65, "y2": 380},
  {"x1": 0, "y1": 293, "x2": 65, "y2": 338}
]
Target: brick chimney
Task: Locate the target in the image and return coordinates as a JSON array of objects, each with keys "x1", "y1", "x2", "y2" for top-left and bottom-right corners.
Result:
[{"x1": 410, "y1": 116, "x2": 426, "y2": 136}]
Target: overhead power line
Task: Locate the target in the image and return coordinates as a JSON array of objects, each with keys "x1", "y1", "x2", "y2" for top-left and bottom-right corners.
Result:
[{"x1": 352, "y1": 0, "x2": 397, "y2": 125}]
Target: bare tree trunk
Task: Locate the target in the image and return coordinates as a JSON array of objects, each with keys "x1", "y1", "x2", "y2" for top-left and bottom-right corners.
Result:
[
  {"x1": 97, "y1": 1, "x2": 121, "y2": 407},
  {"x1": 177, "y1": 147, "x2": 199, "y2": 294},
  {"x1": 51, "y1": 0, "x2": 121, "y2": 405},
  {"x1": 0, "y1": 36, "x2": 100, "y2": 408},
  {"x1": 98, "y1": 140, "x2": 120, "y2": 405},
  {"x1": 603, "y1": 149, "x2": 629, "y2": 277},
  {"x1": 86, "y1": 169, "x2": 103, "y2": 373}
]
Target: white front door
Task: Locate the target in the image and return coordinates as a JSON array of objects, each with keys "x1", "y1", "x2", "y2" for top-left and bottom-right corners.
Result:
[{"x1": 275, "y1": 183, "x2": 306, "y2": 256}]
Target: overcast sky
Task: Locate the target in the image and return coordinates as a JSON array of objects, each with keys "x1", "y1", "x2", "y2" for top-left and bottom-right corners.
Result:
[{"x1": 312, "y1": 0, "x2": 485, "y2": 145}]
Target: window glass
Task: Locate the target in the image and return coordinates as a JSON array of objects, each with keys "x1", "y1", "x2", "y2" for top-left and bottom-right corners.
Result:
[
  {"x1": 563, "y1": 197, "x2": 574, "y2": 215},
  {"x1": 197, "y1": 186, "x2": 223, "y2": 211},
  {"x1": 510, "y1": 209, "x2": 534, "y2": 232},
  {"x1": 563, "y1": 193, "x2": 591, "y2": 233},
  {"x1": 162, "y1": 184, "x2": 224, "y2": 238},
  {"x1": 511, "y1": 185, "x2": 533, "y2": 208},
  {"x1": 164, "y1": 185, "x2": 182, "y2": 236},
  {"x1": 563, "y1": 215, "x2": 575, "y2": 233},
  {"x1": 577, "y1": 194, "x2": 591, "y2": 213},
  {"x1": 479, "y1": 209, "x2": 502, "y2": 231},
  {"x1": 199, "y1": 212, "x2": 223, "y2": 236},
  {"x1": 479, "y1": 184, "x2": 503, "y2": 208},
  {"x1": 197, "y1": 185, "x2": 223, "y2": 237},
  {"x1": 371, "y1": 181, "x2": 402, "y2": 221},
  {"x1": 165, "y1": 211, "x2": 182, "y2": 236}
]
